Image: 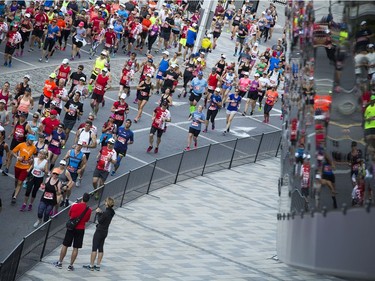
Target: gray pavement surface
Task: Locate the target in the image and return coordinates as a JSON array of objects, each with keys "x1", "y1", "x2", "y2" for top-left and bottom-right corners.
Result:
[
  {"x1": 20, "y1": 158, "x2": 345, "y2": 281},
  {"x1": 0, "y1": 0, "x2": 286, "y2": 264}
]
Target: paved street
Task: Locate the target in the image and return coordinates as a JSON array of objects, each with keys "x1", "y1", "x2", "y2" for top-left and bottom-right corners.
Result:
[{"x1": 0, "y1": 0, "x2": 286, "y2": 265}]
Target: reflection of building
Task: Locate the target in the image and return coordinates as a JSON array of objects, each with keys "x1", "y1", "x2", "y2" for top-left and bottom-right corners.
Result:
[{"x1": 278, "y1": 1, "x2": 375, "y2": 280}]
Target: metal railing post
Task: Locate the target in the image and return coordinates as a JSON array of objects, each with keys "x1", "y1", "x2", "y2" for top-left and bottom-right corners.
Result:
[
  {"x1": 120, "y1": 171, "x2": 131, "y2": 207},
  {"x1": 146, "y1": 160, "x2": 157, "y2": 194},
  {"x1": 275, "y1": 135, "x2": 282, "y2": 157},
  {"x1": 40, "y1": 220, "x2": 52, "y2": 261},
  {"x1": 254, "y1": 133, "x2": 264, "y2": 163},
  {"x1": 174, "y1": 152, "x2": 184, "y2": 184},
  {"x1": 229, "y1": 139, "x2": 238, "y2": 169},
  {"x1": 11, "y1": 241, "x2": 24, "y2": 281},
  {"x1": 201, "y1": 145, "x2": 211, "y2": 176}
]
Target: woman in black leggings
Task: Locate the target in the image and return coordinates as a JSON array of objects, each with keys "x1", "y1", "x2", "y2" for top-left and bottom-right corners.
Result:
[{"x1": 83, "y1": 197, "x2": 115, "y2": 271}]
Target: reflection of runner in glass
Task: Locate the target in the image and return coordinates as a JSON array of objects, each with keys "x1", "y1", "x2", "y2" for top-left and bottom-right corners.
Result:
[
  {"x1": 203, "y1": 88, "x2": 222, "y2": 132},
  {"x1": 185, "y1": 105, "x2": 205, "y2": 151},
  {"x1": 147, "y1": 101, "x2": 171, "y2": 154},
  {"x1": 223, "y1": 88, "x2": 241, "y2": 135},
  {"x1": 111, "y1": 119, "x2": 134, "y2": 176}
]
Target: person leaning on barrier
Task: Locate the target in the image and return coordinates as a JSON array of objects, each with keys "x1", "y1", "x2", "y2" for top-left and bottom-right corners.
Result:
[
  {"x1": 83, "y1": 197, "x2": 115, "y2": 272},
  {"x1": 54, "y1": 192, "x2": 92, "y2": 271}
]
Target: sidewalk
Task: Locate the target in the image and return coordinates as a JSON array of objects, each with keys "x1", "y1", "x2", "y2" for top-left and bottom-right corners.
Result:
[{"x1": 20, "y1": 158, "x2": 343, "y2": 281}]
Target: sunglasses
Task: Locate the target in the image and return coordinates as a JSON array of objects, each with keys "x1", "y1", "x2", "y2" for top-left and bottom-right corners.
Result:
[
  {"x1": 88, "y1": 118, "x2": 94, "y2": 121},
  {"x1": 78, "y1": 68, "x2": 83, "y2": 70},
  {"x1": 52, "y1": 173, "x2": 58, "y2": 175},
  {"x1": 58, "y1": 126, "x2": 63, "y2": 128},
  {"x1": 60, "y1": 163, "x2": 66, "y2": 166},
  {"x1": 33, "y1": 116, "x2": 38, "y2": 118}
]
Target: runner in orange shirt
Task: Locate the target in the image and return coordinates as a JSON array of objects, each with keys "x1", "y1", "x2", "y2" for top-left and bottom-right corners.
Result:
[
  {"x1": 37, "y1": 73, "x2": 58, "y2": 113},
  {"x1": 10, "y1": 134, "x2": 37, "y2": 205},
  {"x1": 263, "y1": 86, "x2": 278, "y2": 123}
]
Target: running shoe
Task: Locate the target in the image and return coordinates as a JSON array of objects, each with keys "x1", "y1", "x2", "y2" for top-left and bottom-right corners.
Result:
[
  {"x1": 258, "y1": 105, "x2": 262, "y2": 111},
  {"x1": 194, "y1": 140, "x2": 197, "y2": 148},
  {"x1": 75, "y1": 177, "x2": 81, "y2": 187},
  {"x1": 33, "y1": 220, "x2": 40, "y2": 228},
  {"x1": 223, "y1": 131, "x2": 226, "y2": 136},
  {"x1": 242, "y1": 112, "x2": 246, "y2": 116},
  {"x1": 212, "y1": 123, "x2": 215, "y2": 130},
  {"x1": 67, "y1": 265, "x2": 74, "y2": 271},
  {"x1": 20, "y1": 203, "x2": 26, "y2": 212},
  {"x1": 2, "y1": 168, "x2": 8, "y2": 176},
  {"x1": 94, "y1": 265, "x2": 100, "y2": 271},
  {"x1": 3, "y1": 62, "x2": 7, "y2": 66},
  {"x1": 203, "y1": 129, "x2": 207, "y2": 133},
  {"x1": 185, "y1": 147, "x2": 190, "y2": 151},
  {"x1": 250, "y1": 111, "x2": 253, "y2": 116},
  {"x1": 53, "y1": 261, "x2": 62, "y2": 269},
  {"x1": 65, "y1": 199, "x2": 70, "y2": 207},
  {"x1": 60, "y1": 200, "x2": 65, "y2": 207},
  {"x1": 83, "y1": 264, "x2": 94, "y2": 271},
  {"x1": 11, "y1": 197, "x2": 16, "y2": 205},
  {"x1": 154, "y1": 147, "x2": 159, "y2": 154},
  {"x1": 147, "y1": 146, "x2": 153, "y2": 152},
  {"x1": 8, "y1": 62, "x2": 11, "y2": 68},
  {"x1": 28, "y1": 204, "x2": 32, "y2": 211},
  {"x1": 111, "y1": 170, "x2": 115, "y2": 176}
]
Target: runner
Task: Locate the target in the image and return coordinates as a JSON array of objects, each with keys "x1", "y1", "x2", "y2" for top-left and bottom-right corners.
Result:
[
  {"x1": 93, "y1": 138, "x2": 117, "y2": 193},
  {"x1": 185, "y1": 105, "x2": 205, "y2": 151},
  {"x1": 134, "y1": 73, "x2": 153, "y2": 123},
  {"x1": 63, "y1": 141, "x2": 87, "y2": 191},
  {"x1": 99, "y1": 115, "x2": 117, "y2": 147},
  {"x1": 74, "y1": 120, "x2": 97, "y2": 186},
  {"x1": 237, "y1": 72, "x2": 251, "y2": 98},
  {"x1": 155, "y1": 51, "x2": 170, "y2": 95},
  {"x1": 263, "y1": 85, "x2": 279, "y2": 123},
  {"x1": 20, "y1": 149, "x2": 48, "y2": 212},
  {"x1": 147, "y1": 100, "x2": 171, "y2": 154},
  {"x1": 4, "y1": 24, "x2": 22, "y2": 67},
  {"x1": 203, "y1": 88, "x2": 222, "y2": 133},
  {"x1": 9, "y1": 134, "x2": 37, "y2": 205},
  {"x1": 110, "y1": 93, "x2": 129, "y2": 128},
  {"x1": 56, "y1": 159, "x2": 74, "y2": 208},
  {"x1": 37, "y1": 73, "x2": 58, "y2": 113},
  {"x1": 111, "y1": 119, "x2": 134, "y2": 176},
  {"x1": 90, "y1": 67, "x2": 111, "y2": 118},
  {"x1": 47, "y1": 124, "x2": 66, "y2": 170},
  {"x1": 243, "y1": 73, "x2": 261, "y2": 116},
  {"x1": 223, "y1": 88, "x2": 242, "y2": 135},
  {"x1": 189, "y1": 71, "x2": 207, "y2": 116},
  {"x1": 39, "y1": 18, "x2": 60, "y2": 63}
]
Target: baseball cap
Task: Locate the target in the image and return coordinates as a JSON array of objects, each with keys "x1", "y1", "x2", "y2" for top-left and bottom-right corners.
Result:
[
  {"x1": 215, "y1": 88, "x2": 221, "y2": 92},
  {"x1": 254, "y1": 73, "x2": 260, "y2": 77},
  {"x1": 148, "y1": 58, "x2": 153, "y2": 63},
  {"x1": 75, "y1": 90, "x2": 82, "y2": 96},
  {"x1": 254, "y1": 42, "x2": 259, "y2": 46},
  {"x1": 107, "y1": 138, "x2": 115, "y2": 144},
  {"x1": 221, "y1": 54, "x2": 226, "y2": 59},
  {"x1": 51, "y1": 100, "x2": 58, "y2": 106},
  {"x1": 146, "y1": 73, "x2": 152, "y2": 77},
  {"x1": 198, "y1": 71, "x2": 203, "y2": 76},
  {"x1": 49, "y1": 73, "x2": 57, "y2": 79},
  {"x1": 24, "y1": 74, "x2": 31, "y2": 80},
  {"x1": 50, "y1": 109, "x2": 58, "y2": 115},
  {"x1": 162, "y1": 50, "x2": 169, "y2": 56},
  {"x1": 120, "y1": 93, "x2": 127, "y2": 99},
  {"x1": 59, "y1": 159, "x2": 67, "y2": 165},
  {"x1": 109, "y1": 25, "x2": 114, "y2": 29},
  {"x1": 62, "y1": 58, "x2": 69, "y2": 64},
  {"x1": 212, "y1": 67, "x2": 217, "y2": 72},
  {"x1": 52, "y1": 167, "x2": 62, "y2": 175},
  {"x1": 101, "y1": 51, "x2": 107, "y2": 56},
  {"x1": 77, "y1": 140, "x2": 84, "y2": 145},
  {"x1": 102, "y1": 67, "x2": 108, "y2": 72},
  {"x1": 315, "y1": 174, "x2": 321, "y2": 179},
  {"x1": 27, "y1": 134, "x2": 37, "y2": 141},
  {"x1": 79, "y1": 77, "x2": 86, "y2": 81},
  {"x1": 170, "y1": 63, "x2": 178, "y2": 68},
  {"x1": 78, "y1": 21, "x2": 85, "y2": 27},
  {"x1": 361, "y1": 21, "x2": 367, "y2": 26},
  {"x1": 0, "y1": 99, "x2": 6, "y2": 104},
  {"x1": 244, "y1": 72, "x2": 249, "y2": 76}
]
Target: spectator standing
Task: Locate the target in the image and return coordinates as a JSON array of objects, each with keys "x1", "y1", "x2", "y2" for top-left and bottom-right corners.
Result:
[
  {"x1": 54, "y1": 192, "x2": 92, "y2": 271},
  {"x1": 83, "y1": 197, "x2": 115, "y2": 271}
]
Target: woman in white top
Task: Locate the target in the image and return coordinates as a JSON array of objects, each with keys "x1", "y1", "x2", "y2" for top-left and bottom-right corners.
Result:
[
  {"x1": 249, "y1": 43, "x2": 259, "y2": 70},
  {"x1": 20, "y1": 150, "x2": 49, "y2": 212}
]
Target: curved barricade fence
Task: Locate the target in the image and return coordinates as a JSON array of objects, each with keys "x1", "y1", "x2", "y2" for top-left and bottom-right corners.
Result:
[{"x1": 0, "y1": 131, "x2": 281, "y2": 281}]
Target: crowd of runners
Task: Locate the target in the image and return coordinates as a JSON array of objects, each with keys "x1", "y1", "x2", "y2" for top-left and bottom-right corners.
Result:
[{"x1": 0, "y1": 0, "x2": 286, "y2": 224}]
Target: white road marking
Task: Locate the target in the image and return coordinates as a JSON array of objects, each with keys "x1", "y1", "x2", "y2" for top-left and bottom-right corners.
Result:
[{"x1": 0, "y1": 52, "x2": 37, "y2": 67}]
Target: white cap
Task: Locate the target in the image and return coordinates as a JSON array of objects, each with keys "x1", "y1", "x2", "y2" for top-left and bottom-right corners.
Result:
[
  {"x1": 254, "y1": 42, "x2": 259, "y2": 46},
  {"x1": 77, "y1": 140, "x2": 84, "y2": 145},
  {"x1": 192, "y1": 23, "x2": 197, "y2": 27},
  {"x1": 254, "y1": 73, "x2": 260, "y2": 77},
  {"x1": 221, "y1": 54, "x2": 226, "y2": 59},
  {"x1": 101, "y1": 4, "x2": 106, "y2": 8},
  {"x1": 102, "y1": 67, "x2": 108, "y2": 72},
  {"x1": 170, "y1": 63, "x2": 178, "y2": 68},
  {"x1": 59, "y1": 159, "x2": 67, "y2": 165},
  {"x1": 207, "y1": 34, "x2": 212, "y2": 38},
  {"x1": 361, "y1": 21, "x2": 367, "y2": 26},
  {"x1": 109, "y1": 25, "x2": 114, "y2": 29},
  {"x1": 146, "y1": 73, "x2": 152, "y2": 77},
  {"x1": 24, "y1": 74, "x2": 30, "y2": 80},
  {"x1": 120, "y1": 93, "x2": 127, "y2": 99},
  {"x1": 368, "y1": 43, "x2": 374, "y2": 48},
  {"x1": 119, "y1": 3, "x2": 125, "y2": 7},
  {"x1": 316, "y1": 174, "x2": 321, "y2": 179},
  {"x1": 62, "y1": 58, "x2": 69, "y2": 64},
  {"x1": 244, "y1": 72, "x2": 249, "y2": 76},
  {"x1": 0, "y1": 99, "x2": 6, "y2": 104},
  {"x1": 309, "y1": 76, "x2": 314, "y2": 80},
  {"x1": 162, "y1": 50, "x2": 169, "y2": 56},
  {"x1": 25, "y1": 13, "x2": 31, "y2": 18},
  {"x1": 108, "y1": 138, "x2": 115, "y2": 144},
  {"x1": 215, "y1": 87, "x2": 221, "y2": 92}
]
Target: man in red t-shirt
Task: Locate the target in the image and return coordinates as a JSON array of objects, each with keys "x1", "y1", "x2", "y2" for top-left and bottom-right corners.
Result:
[
  {"x1": 29, "y1": 9, "x2": 48, "y2": 51},
  {"x1": 40, "y1": 109, "x2": 60, "y2": 137},
  {"x1": 147, "y1": 101, "x2": 171, "y2": 154},
  {"x1": 54, "y1": 193, "x2": 92, "y2": 270}
]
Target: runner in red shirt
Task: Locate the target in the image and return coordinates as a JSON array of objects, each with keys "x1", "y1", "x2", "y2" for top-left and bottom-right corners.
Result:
[
  {"x1": 104, "y1": 25, "x2": 116, "y2": 53},
  {"x1": 29, "y1": 9, "x2": 48, "y2": 51},
  {"x1": 40, "y1": 109, "x2": 60, "y2": 138},
  {"x1": 119, "y1": 62, "x2": 133, "y2": 97},
  {"x1": 93, "y1": 139, "x2": 117, "y2": 189},
  {"x1": 147, "y1": 101, "x2": 171, "y2": 154},
  {"x1": 90, "y1": 68, "x2": 111, "y2": 117},
  {"x1": 110, "y1": 94, "x2": 129, "y2": 127},
  {"x1": 55, "y1": 59, "x2": 71, "y2": 84}
]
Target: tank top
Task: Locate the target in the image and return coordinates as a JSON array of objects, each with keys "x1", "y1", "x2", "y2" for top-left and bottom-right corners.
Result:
[
  {"x1": 94, "y1": 74, "x2": 109, "y2": 95},
  {"x1": 207, "y1": 73, "x2": 219, "y2": 90},
  {"x1": 78, "y1": 129, "x2": 92, "y2": 153},
  {"x1": 32, "y1": 158, "x2": 47, "y2": 178},
  {"x1": 57, "y1": 65, "x2": 71, "y2": 80},
  {"x1": 34, "y1": 141, "x2": 48, "y2": 153},
  {"x1": 13, "y1": 121, "x2": 27, "y2": 142},
  {"x1": 17, "y1": 97, "x2": 31, "y2": 113},
  {"x1": 224, "y1": 73, "x2": 235, "y2": 84},
  {"x1": 94, "y1": 57, "x2": 106, "y2": 73},
  {"x1": 0, "y1": 89, "x2": 9, "y2": 110},
  {"x1": 160, "y1": 94, "x2": 171, "y2": 108},
  {"x1": 59, "y1": 168, "x2": 69, "y2": 184},
  {"x1": 41, "y1": 177, "x2": 58, "y2": 205},
  {"x1": 140, "y1": 81, "x2": 152, "y2": 97},
  {"x1": 239, "y1": 64, "x2": 250, "y2": 76},
  {"x1": 216, "y1": 61, "x2": 226, "y2": 75},
  {"x1": 67, "y1": 149, "x2": 84, "y2": 173},
  {"x1": 184, "y1": 61, "x2": 195, "y2": 73},
  {"x1": 251, "y1": 48, "x2": 258, "y2": 60}
]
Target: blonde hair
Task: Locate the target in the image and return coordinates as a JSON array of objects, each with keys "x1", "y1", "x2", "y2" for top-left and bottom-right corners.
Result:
[{"x1": 105, "y1": 197, "x2": 115, "y2": 208}]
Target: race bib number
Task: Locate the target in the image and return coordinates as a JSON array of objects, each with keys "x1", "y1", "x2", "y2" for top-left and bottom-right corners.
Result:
[
  {"x1": 43, "y1": 191, "x2": 54, "y2": 200},
  {"x1": 208, "y1": 105, "x2": 216, "y2": 111},
  {"x1": 141, "y1": 91, "x2": 148, "y2": 97},
  {"x1": 192, "y1": 121, "x2": 199, "y2": 127},
  {"x1": 115, "y1": 114, "x2": 123, "y2": 120},
  {"x1": 95, "y1": 84, "x2": 103, "y2": 91},
  {"x1": 230, "y1": 102, "x2": 237, "y2": 107},
  {"x1": 208, "y1": 85, "x2": 214, "y2": 90},
  {"x1": 157, "y1": 71, "x2": 163, "y2": 76},
  {"x1": 67, "y1": 165, "x2": 77, "y2": 173},
  {"x1": 43, "y1": 96, "x2": 50, "y2": 104},
  {"x1": 32, "y1": 170, "x2": 42, "y2": 177},
  {"x1": 50, "y1": 139, "x2": 60, "y2": 147},
  {"x1": 118, "y1": 136, "x2": 126, "y2": 144}
]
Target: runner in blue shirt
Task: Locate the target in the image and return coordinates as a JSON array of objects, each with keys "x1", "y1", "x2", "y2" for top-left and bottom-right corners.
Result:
[
  {"x1": 40, "y1": 19, "x2": 61, "y2": 63},
  {"x1": 186, "y1": 105, "x2": 205, "y2": 151},
  {"x1": 189, "y1": 71, "x2": 207, "y2": 115},
  {"x1": 111, "y1": 119, "x2": 134, "y2": 176},
  {"x1": 155, "y1": 51, "x2": 170, "y2": 95},
  {"x1": 223, "y1": 88, "x2": 242, "y2": 135}
]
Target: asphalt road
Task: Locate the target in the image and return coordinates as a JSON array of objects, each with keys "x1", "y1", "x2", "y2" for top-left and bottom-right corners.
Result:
[{"x1": 0, "y1": 1, "x2": 285, "y2": 261}]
